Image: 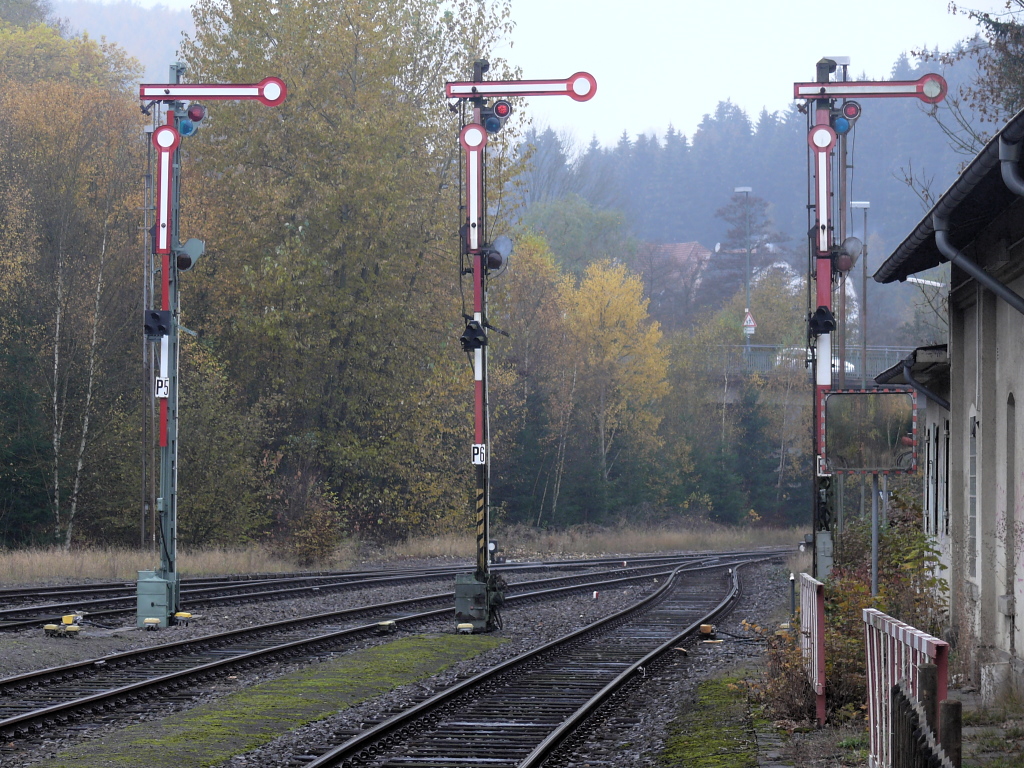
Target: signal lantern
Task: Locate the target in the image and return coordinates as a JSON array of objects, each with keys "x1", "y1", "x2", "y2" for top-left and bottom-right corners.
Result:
[
  {"x1": 173, "y1": 238, "x2": 206, "y2": 272},
  {"x1": 144, "y1": 309, "x2": 172, "y2": 339},
  {"x1": 178, "y1": 104, "x2": 206, "y2": 137},
  {"x1": 830, "y1": 100, "x2": 861, "y2": 135},
  {"x1": 480, "y1": 99, "x2": 512, "y2": 134},
  {"x1": 460, "y1": 320, "x2": 487, "y2": 351}
]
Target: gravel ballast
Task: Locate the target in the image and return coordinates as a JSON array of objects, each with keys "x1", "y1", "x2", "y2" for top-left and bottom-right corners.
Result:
[{"x1": 2, "y1": 558, "x2": 792, "y2": 767}]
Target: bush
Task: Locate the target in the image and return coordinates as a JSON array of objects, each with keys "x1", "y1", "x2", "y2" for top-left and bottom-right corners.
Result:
[{"x1": 756, "y1": 488, "x2": 948, "y2": 723}]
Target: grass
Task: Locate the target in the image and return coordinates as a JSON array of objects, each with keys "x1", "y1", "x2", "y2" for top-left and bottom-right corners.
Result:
[
  {"x1": 0, "y1": 523, "x2": 803, "y2": 583},
  {"x1": 48, "y1": 633, "x2": 504, "y2": 768},
  {"x1": 0, "y1": 543, "x2": 358, "y2": 584},
  {"x1": 383, "y1": 523, "x2": 804, "y2": 562},
  {"x1": 661, "y1": 673, "x2": 758, "y2": 767}
]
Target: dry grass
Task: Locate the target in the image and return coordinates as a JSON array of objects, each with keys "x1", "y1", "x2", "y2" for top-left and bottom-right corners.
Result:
[
  {"x1": 0, "y1": 544, "x2": 355, "y2": 585},
  {"x1": 0, "y1": 525, "x2": 802, "y2": 583},
  {"x1": 379, "y1": 523, "x2": 804, "y2": 562}
]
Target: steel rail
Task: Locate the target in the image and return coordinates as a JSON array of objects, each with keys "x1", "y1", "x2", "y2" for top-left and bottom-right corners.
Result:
[
  {"x1": 0, "y1": 561, "x2": 730, "y2": 740},
  {"x1": 0, "y1": 548, "x2": 784, "y2": 607},
  {"x1": 0, "y1": 551, "x2": 758, "y2": 632},
  {"x1": 519, "y1": 562, "x2": 758, "y2": 766},
  {"x1": 300, "y1": 559, "x2": 759, "y2": 768}
]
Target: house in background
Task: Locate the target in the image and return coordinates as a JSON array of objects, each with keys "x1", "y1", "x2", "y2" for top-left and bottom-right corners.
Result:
[{"x1": 874, "y1": 108, "x2": 1024, "y2": 702}]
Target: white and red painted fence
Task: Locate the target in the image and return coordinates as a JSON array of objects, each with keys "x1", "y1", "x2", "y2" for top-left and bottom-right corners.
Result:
[
  {"x1": 799, "y1": 572, "x2": 826, "y2": 725},
  {"x1": 863, "y1": 608, "x2": 949, "y2": 768}
]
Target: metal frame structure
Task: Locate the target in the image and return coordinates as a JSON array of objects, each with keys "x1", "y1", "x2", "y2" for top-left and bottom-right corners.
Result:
[
  {"x1": 793, "y1": 59, "x2": 946, "y2": 579},
  {"x1": 136, "y1": 64, "x2": 286, "y2": 628},
  {"x1": 445, "y1": 61, "x2": 595, "y2": 631}
]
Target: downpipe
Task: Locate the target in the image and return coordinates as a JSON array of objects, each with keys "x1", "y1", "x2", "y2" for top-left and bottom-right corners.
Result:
[
  {"x1": 933, "y1": 214, "x2": 1024, "y2": 317},
  {"x1": 903, "y1": 360, "x2": 950, "y2": 411}
]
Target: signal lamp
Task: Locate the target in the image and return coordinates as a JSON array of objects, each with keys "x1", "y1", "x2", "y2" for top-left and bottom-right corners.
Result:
[
  {"x1": 808, "y1": 306, "x2": 837, "y2": 336},
  {"x1": 460, "y1": 320, "x2": 487, "y2": 351},
  {"x1": 480, "y1": 99, "x2": 512, "y2": 134},
  {"x1": 178, "y1": 104, "x2": 206, "y2": 137},
  {"x1": 173, "y1": 238, "x2": 206, "y2": 272},
  {"x1": 831, "y1": 101, "x2": 861, "y2": 135},
  {"x1": 481, "y1": 235, "x2": 513, "y2": 278},
  {"x1": 144, "y1": 309, "x2": 172, "y2": 339},
  {"x1": 834, "y1": 236, "x2": 863, "y2": 273}
]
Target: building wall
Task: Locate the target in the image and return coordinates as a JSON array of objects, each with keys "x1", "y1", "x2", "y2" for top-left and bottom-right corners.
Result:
[{"x1": 948, "y1": 221, "x2": 1024, "y2": 699}]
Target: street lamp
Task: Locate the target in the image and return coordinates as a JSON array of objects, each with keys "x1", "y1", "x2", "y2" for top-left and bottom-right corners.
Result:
[
  {"x1": 851, "y1": 201, "x2": 870, "y2": 389},
  {"x1": 735, "y1": 186, "x2": 752, "y2": 350}
]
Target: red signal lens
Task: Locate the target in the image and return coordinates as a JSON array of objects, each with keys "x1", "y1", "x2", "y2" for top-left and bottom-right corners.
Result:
[
  {"x1": 493, "y1": 100, "x2": 511, "y2": 118},
  {"x1": 842, "y1": 101, "x2": 861, "y2": 119},
  {"x1": 187, "y1": 104, "x2": 206, "y2": 122}
]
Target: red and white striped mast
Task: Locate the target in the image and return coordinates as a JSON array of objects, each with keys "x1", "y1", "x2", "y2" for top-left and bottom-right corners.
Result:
[
  {"x1": 138, "y1": 67, "x2": 286, "y2": 628},
  {"x1": 445, "y1": 61, "x2": 596, "y2": 631},
  {"x1": 794, "y1": 61, "x2": 945, "y2": 578}
]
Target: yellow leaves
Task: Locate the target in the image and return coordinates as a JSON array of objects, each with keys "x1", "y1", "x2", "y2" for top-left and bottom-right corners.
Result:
[{"x1": 559, "y1": 260, "x2": 669, "y2": 408}]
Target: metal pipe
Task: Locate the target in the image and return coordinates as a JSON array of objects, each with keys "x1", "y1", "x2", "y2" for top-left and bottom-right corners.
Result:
[
  {"x1": 934, "y1": 215, "x2": 1024, "y2": 316},
  {"x1": 999, "y1": 136, "x2": 1024, "y2": 196},
  {"x1": 871, "y1": 473, "x2": 879, "y2": 596},
  {"x1": 903, "y1": 360, "x2": 951, "y2": 411}
]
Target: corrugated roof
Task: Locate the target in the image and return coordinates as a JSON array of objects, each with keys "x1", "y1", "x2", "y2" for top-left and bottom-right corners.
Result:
[{"x1": 873, "y1": 108, "x2": 1024, "y2": 284}]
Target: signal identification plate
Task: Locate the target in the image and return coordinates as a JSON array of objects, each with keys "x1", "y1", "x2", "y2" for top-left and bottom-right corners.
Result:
[{"x1": 471, "y1": 444, "x2": 487, "y2": 465}]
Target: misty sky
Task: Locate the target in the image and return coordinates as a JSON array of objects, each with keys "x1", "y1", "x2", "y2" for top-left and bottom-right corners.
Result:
[{"x1": 123, "y1": 0, "x2": 998, "y2": 146}]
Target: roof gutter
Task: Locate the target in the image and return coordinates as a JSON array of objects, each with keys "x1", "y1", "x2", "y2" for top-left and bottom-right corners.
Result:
[
  {"x1": 933, "y1": 214, "x2": 1024, "y2": 316},
  {"x1": 875, "y1": 108, "x2": 1024, "y2": 285},
  {"x1": 902, "y1": 359, "x2": 950, "y2": 411}
]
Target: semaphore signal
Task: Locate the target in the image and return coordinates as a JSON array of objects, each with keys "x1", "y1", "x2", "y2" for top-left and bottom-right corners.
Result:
[
  {"x1": 136, "y1": 64, "x2": 286, "y2": 632},
  {"x1": 446, "y1": 60, "x2": 595, "y2": 633}
]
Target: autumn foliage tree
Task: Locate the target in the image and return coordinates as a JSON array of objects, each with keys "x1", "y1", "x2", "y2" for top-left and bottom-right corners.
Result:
[{"x1": 0, "y1": 22, "x2": 144, "y2": 547}]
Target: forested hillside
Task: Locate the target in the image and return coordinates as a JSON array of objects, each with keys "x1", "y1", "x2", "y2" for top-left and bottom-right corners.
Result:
[{"x1": 0, "y1": 0, "x2": 998, "y2": 554}]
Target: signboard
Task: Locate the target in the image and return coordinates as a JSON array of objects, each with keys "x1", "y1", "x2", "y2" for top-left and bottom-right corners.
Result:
[
  {"x1": 743, "y1": 311, "x2": 756, "y2": 336},
  {"x1": 472, "y1": 444, "x2": 487, "y2": 465},
  {"x1": 822, "y1": 390, "x2": 917, "y2": 474}
]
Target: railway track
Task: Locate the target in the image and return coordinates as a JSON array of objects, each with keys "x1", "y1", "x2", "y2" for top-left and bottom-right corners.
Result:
[
  {"x1": 0, "y1": 551, "x2": 769, "y2": 631},
  {"x1": 294, "y1": 558, "x2": 760, "y2": 767},
  {"x1": 0, "y1": 558, "x2": 753, "y2": 743}
]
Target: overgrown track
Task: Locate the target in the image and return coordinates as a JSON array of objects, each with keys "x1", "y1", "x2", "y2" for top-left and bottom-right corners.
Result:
[
  {"x1": 296, "y1": 559, "x2": 760, "y2": 768},
  {"x1": 0, "y1": 551, "x2": 774, "y2": 631},
  {"x1": 0, "y1": 558, "x2": 757, "y2": 742}
]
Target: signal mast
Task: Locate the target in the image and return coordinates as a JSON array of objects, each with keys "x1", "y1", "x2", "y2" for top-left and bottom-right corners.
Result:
[
  {"x1": 444, "y1": 60, "x2": 596, "y2": 631},
  {"x1": 136, "y1": 64, "x2": 286, "y2": 629},
  {"x1": 793, "y1": 58, "x2": 945, "y2": 578}
]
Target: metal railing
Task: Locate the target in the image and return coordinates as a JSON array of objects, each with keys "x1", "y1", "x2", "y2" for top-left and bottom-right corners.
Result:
[
  {"x1": 863, "y1": 608, "x2": 950, "y2": 768},
  {"x1": 706, "y1": 345, "x2": 914, "y2": 378},
  {"x1": 892, "y1": 672, "x2": 961, "y2": 768},
  {"x1": 799, "y1": 572, "x2": 826, "y2": 725}
]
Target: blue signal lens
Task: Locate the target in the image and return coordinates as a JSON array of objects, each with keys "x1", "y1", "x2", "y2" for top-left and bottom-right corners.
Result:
[
  {"x1": 483, "y1": 115, "x2": 503, "y2": 133},
  {"x1": 832, "y1": 116, "x2": 851, "y2": 135},
  {"x1": 179, "y1": 119, "x2": 197, "y2": 137}
]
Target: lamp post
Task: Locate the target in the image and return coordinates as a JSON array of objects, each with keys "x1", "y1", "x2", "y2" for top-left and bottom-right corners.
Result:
[
  {"x1": 852, "y1": 201, "x2": 870, "y2": 389},
  {"x1": 735, "y1": 186, "x2": 752, "y2": 351}
]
